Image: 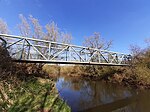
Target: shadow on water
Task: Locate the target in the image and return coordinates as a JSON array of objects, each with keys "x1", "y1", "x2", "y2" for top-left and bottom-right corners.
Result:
[
  {"x1": 55, "y1": 76, "x2": 150, "y2": 112},
  {"x1": 79, "y1": 95, "x2": 137, "y2": 112}
]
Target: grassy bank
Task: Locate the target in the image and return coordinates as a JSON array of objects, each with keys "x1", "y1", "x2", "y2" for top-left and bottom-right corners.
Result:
[{"x1": 0, "y1": 46, "x2": 70, "y2": 112}]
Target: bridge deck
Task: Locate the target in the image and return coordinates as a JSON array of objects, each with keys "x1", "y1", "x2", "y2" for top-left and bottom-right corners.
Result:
[{"x1": 14, "y1": 59, "x2": 129, "y2": 66}]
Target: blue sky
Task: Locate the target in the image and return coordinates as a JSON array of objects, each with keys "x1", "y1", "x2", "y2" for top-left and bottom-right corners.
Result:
[{"x1": 0, "y1": 0, "x2": 150, "y2": 53}]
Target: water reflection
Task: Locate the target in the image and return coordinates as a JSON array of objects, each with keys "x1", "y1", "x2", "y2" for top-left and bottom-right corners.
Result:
[{"x1": 56, "y1": 76, "x2": 150, "y2": 112}]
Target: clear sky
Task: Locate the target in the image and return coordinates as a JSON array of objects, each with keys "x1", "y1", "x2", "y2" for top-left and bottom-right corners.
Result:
[{"x1": 0, "y1": 0, "x2": 150, "y2": 53}]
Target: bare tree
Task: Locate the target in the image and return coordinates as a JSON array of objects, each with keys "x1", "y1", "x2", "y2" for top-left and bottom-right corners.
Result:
[
  {"x1": 0, "y1": 18, "x2": 8, "y2": 34},
  {"x1": 0, "y1": 18, "x2": 8, "y2": 47},
  {"x1": 29, "y1": 15, "x2": 43, "y2": 39},
  {"x1": 45, "y1": 21, "x2": 59, "y2": 42},
  {"x1": 83, "y1": 32, "x2": 112, "y2": 50},
  {"x1": 129, "y1": 44, "x2": 143, "y2": 64},
  {"x1": 61, "y1": 32, "x2": 72, "y2": 44},
  {"x1": 82, "y1": 32, "x2": 113, "y2": 75},
  {"x1": 130, "y1": 45, "x2": 141, "y2": 56},
  {"x1": 18, "y1": 14, "x2": 30, "y2": 37}
]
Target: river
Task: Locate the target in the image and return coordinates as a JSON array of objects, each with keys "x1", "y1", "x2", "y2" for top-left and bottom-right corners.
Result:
[{"x1": 55, "y1": 76, "x2": 150, "y2": 112}]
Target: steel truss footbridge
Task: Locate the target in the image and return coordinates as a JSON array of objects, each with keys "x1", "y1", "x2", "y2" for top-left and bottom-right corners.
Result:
[{"x1": 0, "y1": 34, "x2": 131, "y2": 66}]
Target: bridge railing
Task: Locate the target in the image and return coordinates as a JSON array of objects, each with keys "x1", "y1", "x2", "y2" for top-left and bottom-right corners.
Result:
[{"x1": 0, "y1": 34, "x2": 131, "y2": 65}]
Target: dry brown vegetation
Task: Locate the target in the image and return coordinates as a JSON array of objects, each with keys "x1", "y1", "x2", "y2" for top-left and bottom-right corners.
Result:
[{"x1": 82, "y1": 46, "x2": 150, "y2": 89}]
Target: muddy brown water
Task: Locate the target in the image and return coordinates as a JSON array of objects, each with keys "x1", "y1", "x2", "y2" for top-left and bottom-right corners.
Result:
[{"x1": 55, "y1": 76, "x2": 150, "y2": 112}]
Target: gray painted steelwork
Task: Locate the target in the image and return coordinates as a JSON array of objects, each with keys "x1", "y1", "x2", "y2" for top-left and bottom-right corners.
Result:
[{"x1": 0, "y1": 34, "x2": 131, "y2": 66}]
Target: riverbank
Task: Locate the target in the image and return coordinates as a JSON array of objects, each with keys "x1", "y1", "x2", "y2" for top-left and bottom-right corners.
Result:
[
  {"x1": 0, "y1": 46, "x2": 70, "y2": 111},
  {"x1": 43, "y1": 64, "x2": 150, "y2": 89}
]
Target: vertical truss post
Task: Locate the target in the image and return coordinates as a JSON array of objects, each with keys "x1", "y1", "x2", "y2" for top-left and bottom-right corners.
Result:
[
  {"x1": 115, "y1": 54, "x2": 118, "y2": 64},
  {"x1": 79, "y1": 51, "x2": 81, "y2": 62},
  {"x1": 68, "y1": 46, "x2": 70, "y2": 61},
  {"x1": 20, "y1": 39, "x2": 25, "y2": 60},
  {"x1": 98, "y1": 51, "x2": 101, "y2": 63},
  {"x1": 66, "y1": 46, "x2": 70, "y2": 61},
  {"x1": 27, "y1": 40, "x2": 31, "y2": 59},
  {"x1": 48, "y1": 42, "x2": 51, "y2": 60},
  {"x1": 84, "y1": 49, "x2": 87, "y2": 61}
]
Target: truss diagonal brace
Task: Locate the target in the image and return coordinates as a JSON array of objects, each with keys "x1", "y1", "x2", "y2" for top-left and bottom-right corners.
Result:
[{"x1": 25, "y1": 39, "x2": 47, "y2": 60}]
